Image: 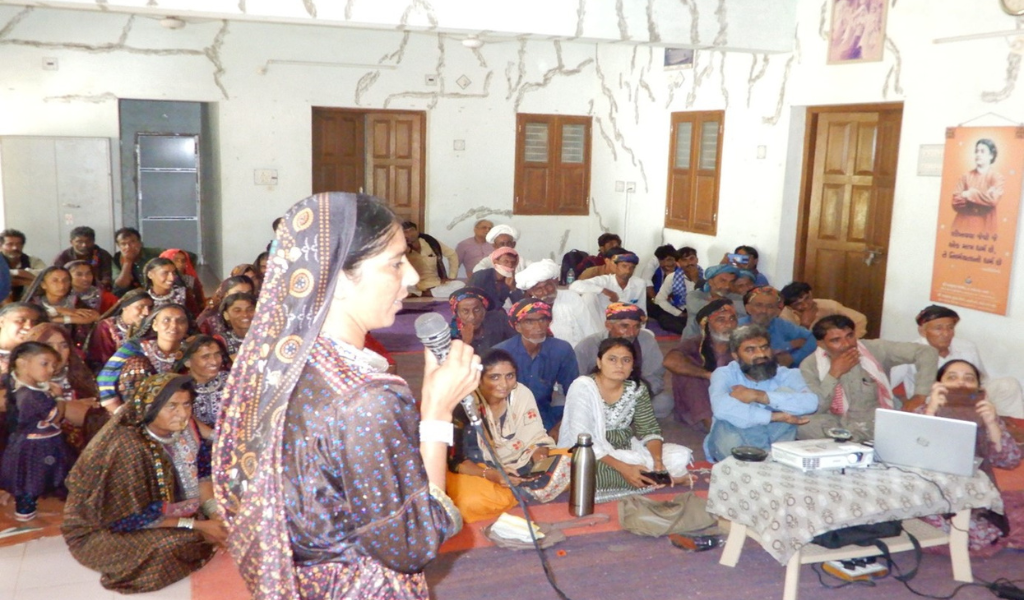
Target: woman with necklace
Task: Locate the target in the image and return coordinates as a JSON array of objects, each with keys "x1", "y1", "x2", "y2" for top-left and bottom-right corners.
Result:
[
  {"x1": 63, "y1": 373, "x2": 227, "y2": 592},
  {"x1": 215, "y1": 292, "x2": 256, "y2": 362},
  {"x1": 66, "y1": 260, "x2": 117, "y2": 314},
  {"x1": 175, "y1": 335, "x2": 229, "y2": 439},
  {"x1": 160, "y1": 249, "x2": 206, "y2": 309},
  {"x1": 23, "y1": 266, "x2": 100, "y2": 348},
  {"x1": 559, "y1": 337, "x2": 692, "y2": 497},
  {"x1": 86, "y1": 289, "x2": 153, "y2": 373},
  {"x1": 144, "y1": 258, "x2": 201, "y2": 317},
  {"x1": 97, "y1": 304, "x2": 191, "y2": 414},
  {"x1": 196, "y1": 276, "x2": 254, "y2": 338}
]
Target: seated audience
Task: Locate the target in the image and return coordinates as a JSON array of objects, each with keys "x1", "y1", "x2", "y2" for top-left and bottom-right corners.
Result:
[
  {"x1": 676, "y1": 247, "x2": 704, "y2": 287},
  {"x1": 448, "y1": 287, "x2": 514, "y2": 355},
  {"x1": 638, "y1": 243, "x2": 672, "y2": 293},
  {"x1": 230, "y1": 263, "x2": 262, "y2": 294},
  {"x1": 23, "y1": 266, "x2": 100, "y2": 348},
  {"x1": 575, "y1": 303, "x2": 673, "y2": 419},
  {"x1": 738, "y1": 287, "x2": 816, "y2": 367},
  {"x1": 197, "y1": 276, "x2": 254, "y2": 337},
  {"x1": 664, "y1": 299, "x2": 738, "y2": 432},
  {"x1": 176, "y1": 335, "x2": 229, "y2": 438},
  {"x1": 473, "y1": 224, "x2": 525, "y2": 274},
  {"x1": 918, "y1": 360, "x2": 1023, "y2": 557},
  {"x1": 494, "y1": 298, "x2": 579, "y2": 432},
  {"x1": 704, "y1": 325, "x2": 817, "y2": 462},
  {"x1": 723, "y1": 245, "x2": 769, "y2": 286},
  {"x1": 778, "y1": 281, "x2": 868, "y2": 339},
  {"x1": 515, "y1": 259, "x2": 603, "y2": 347},
  {"x1": 112, "y1": 227, "x2": 162, "y2": 297},
  {"x1": 682, "y1": 264, "x2": 747, "y2": 338},
  {"x1": 26, "y1": 323, "x2": 104, "y2": 452},
  {"x1": 0, "y1": 304, "x2": 47, "y2": 455},
  {"x1": 2, "y1": 228, "x2": 46, "y2": 299},
  {"x1": 161, "y1": 248, "x2": 206, "y2": 309},
  {"x1": 577, "y1": 246, "x2": 630, "y2": 281},
  {"x1": 649, "y1": 246, "x2": 689, "y2": 334},
  {"x1": 86, "y1": 289, "x2": 153, "y2": 372},
  {"x1": 403, "y1": 221, "x2": 463, "y2": 298},
  {"x1": 446, "y1": 349, "x2": 570, "y2": 522},
  {"x1": 0, "y1": 341, "x2": 73, "y2": 521},
  {"x1": 468, "y1": 247, "x2": 523, "y2": 310},
  {"x1": 731, "y1": 269, "x2": 757, "y2": 298},
  {"x1": 68, "y1": 260, "x2": 117, "y2": 315},
  {"x1": 569, "y1": 251, "x2": 647, "y2": 323},
  {"x1": 54, "y1": 226, "x2": 113, "y2": 291},
  {"x1": 798, "y1": 315, "x2": 937, "y2": 442},
  {"x1": 98, "y1": 303, "x2": 191, "y2": 413},
  {"x1": 891, "y1": 305, "x2": 1024, "y2": 418},
  {"x1": 62, "y1": 374, "x2": 225, "y2": 593},
  {"x1": 145, "y1": 258, "x2": 201, "y2": 317},
  {"x1": 574, "y1": 233, "x2": 621, "y2": 277},
  {"x1": 559, "y1": 337, "x2": 692, "y2": 495},
  {"x1": 215, "y1": 292, "x2": 256, "y2": 361},
  {"x1": 455, "y1": 219, "x2": 493, "y2": 276}
]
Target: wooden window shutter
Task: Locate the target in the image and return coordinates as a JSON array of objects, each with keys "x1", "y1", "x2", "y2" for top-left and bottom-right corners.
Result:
[
  {"x1": 515, "y1": 114, "x2": 591, "y2": 215},
  {"x1": 665, "y1": 111, "x2": 724, "y2": 234}
]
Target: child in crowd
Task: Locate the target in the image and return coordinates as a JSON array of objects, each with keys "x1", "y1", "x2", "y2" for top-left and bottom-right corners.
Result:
[
  {"x1": 0, "y1": 341, "x2": 73, "y2": 521},
  {"x1": 67, "y1": 260, "x2": 118, "y2": 314}
]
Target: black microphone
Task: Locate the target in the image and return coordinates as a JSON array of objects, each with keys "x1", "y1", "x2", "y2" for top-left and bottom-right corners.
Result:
[{"x1": 413, "y1": 312, "x2": 481, "y2": 426}]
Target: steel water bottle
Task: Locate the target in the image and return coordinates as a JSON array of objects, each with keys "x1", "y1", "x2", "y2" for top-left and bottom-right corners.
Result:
[{"x1": 569, "y1": 433, "x2": 596, "y2": 516}]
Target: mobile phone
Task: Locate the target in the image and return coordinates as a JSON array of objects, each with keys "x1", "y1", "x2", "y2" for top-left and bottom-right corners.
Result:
[
  {"x1": 944, "y1": 388, "x2": 984, "y2": 408},
  {"x1": 727, "y1": 253, "x2": 750, "y2": 266},
  {"x1": 640, "y1": 470, "x2": 672, "y2": 485}
]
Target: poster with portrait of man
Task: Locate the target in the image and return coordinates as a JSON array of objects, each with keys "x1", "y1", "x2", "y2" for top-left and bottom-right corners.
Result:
[{"x1": 930, "y1": 126, "x2": 1024, "y2": 315}]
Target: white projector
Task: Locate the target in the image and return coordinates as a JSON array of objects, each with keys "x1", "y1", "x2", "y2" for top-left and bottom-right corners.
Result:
[{"x1": 771, "y1": 439, "x2": 874, "y2": 472}]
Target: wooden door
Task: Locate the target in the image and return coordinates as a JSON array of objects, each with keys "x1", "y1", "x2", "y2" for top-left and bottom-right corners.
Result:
[
  {"x1": 797, "y1": 106, "x2": 902, "y2": 338},
  {"x1": 366, "y1": 112, "x2": 424, "y2": 226},
  {"x1": 312, "y1": 109, "x2": 364, "y2": 195}
]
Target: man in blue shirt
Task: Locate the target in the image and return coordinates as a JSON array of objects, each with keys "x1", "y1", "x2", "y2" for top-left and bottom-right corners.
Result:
[
  {"x1": 494, "y1": 298, "x2": 579, "y2": 433},
  {"x1": 704, "y1": 324, "x2": 818, "y2": 462},
  {"x1": 738, "y1": 286, "x2": 817, "y2": 367}
]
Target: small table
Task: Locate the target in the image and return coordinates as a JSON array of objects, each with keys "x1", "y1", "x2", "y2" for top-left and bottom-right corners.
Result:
[{"x1": 706, "y1": 457, "x2": 1004, "y2": 600}]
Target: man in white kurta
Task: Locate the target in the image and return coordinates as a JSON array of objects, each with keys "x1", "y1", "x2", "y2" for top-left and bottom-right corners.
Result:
[{"x1": 568, "y1": 252, "x2": 647, "y2": 330}]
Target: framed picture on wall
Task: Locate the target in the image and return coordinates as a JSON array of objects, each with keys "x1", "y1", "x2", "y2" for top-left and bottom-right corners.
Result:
[
  {"x1": 664, "y1": 48, "x2": 695, "y2": 70},
  {"x1": 827, "y1": 0, "x2": 887, "y2": 64}
]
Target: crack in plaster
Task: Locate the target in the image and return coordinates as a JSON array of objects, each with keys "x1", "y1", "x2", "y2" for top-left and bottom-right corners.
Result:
[
  {"x1": 881, "y1": 36, "x2": 903, "y2": 99},
  {"x1": 345, "y1": 0, "x2": 354, "y2": 19},
  {"x1": 646, "y1": 0, "x2": 660, "y2": 42},
  {"x1": 746, "y1": 53, "x2": 769, "y2": 107},
  {"x1": 550, "y1": 229, "x2": 571, "y2": 261},
  {"x1": 981, "y1": 53, "x2": 1021, "y2": 103},
  {"x1": 590, "y1": 197, "x2": 611, "y2": 233},
  {"x1": 763, "y1": 55, "x2": 794, "y2": 126},
  {"x1": 615, "y1": 0, "x2": 629, "y2": 41},
  {"x1": 204, "y1": 21, "x2": 230, "y2": 99},
  {"x1": 713, "y1": 0, "x2": 727, "y2": 46},
  {"x1": 399, "y1": 0, "x2": 438, "y2": 31},
  {"x1": 445, "y1": 206, "x2": 513, "y2": 230},
  {"x1": 471, "y1": 45, "x2": 487, "y2": 69},
  {"x1": 512, "y1": 41, "x2": 593, "y2": 113},
  {"x1": 637, "y1": 70, "x2": 655, "y2": 103},
  {"x1": 379, "y1": 31, "x2": 410, "y2": 64},
  {"x1": 819, "y1": 0, "x2": 828, "y2": 41},
  {"x1": 302, "y1": 0, "x2": 317, "y2": 18},
  {"x1": 96, "y1": 0, "x2": 109, "y2": 12},
  {"x1": 665, "y1": 72, "x2": 686, "y2": 108},
  {"x1": 718, "y1": 52, "x2": 729, "y2": 108},
  {"x1": 354, "y1": 70, "x2": 380, "y2": 106},
  {"x1": 0, "y1": 6, "x2": 32, "y2": 39},
  {"x1": 238, "y1": 0, "x2": 246, "y2": 14},
  {"x1": 505, "y1": 38, "x2": 528, "y2": 100},
  {"x1": 630, "y1": 45, "x2": 638, "y2": 72},
  {"x1": 685, "y1": 51, "x2": 714, "y2": 108},
  {"x1": 383, "y1": 36, "x2": 495, "y2": 109},
  {"x1": 595, "y1": 57, "x2": 648, "y2": 192},
  {"x1": 574, "y1": 0, "x2": 586, "y2": 38},
  {"x1": 44, "y1": 92, "x2": 118, "y2": 103},
  {"x1": 683, "y1": 0, "x2": 699, "y2": 45},
  {"x1": 589, "y1": 100, "x2": 618, "y2": 160}
]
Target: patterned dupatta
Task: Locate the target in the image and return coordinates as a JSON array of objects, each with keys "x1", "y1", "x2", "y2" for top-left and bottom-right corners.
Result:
[{"x1": 214, "y1": 193, "x2": 356, "y2": 599}]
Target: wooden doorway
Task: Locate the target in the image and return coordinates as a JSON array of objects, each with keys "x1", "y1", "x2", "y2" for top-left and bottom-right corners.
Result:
[
  {"x1": 312, "y1": 108, "x2": 426, "y2": 226},
  {"x1": 794, "y1": 103, "x2": 903, "y2": 338}
]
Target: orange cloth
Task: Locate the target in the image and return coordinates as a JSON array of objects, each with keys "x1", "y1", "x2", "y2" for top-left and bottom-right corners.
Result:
[{"x1": 952, "y1": 168, "x2": 1004, "y2": 235}]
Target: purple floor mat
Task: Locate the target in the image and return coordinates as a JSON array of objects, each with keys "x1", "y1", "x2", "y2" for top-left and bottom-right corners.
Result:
[{"x1": 374, "y1": 300, "x2": 452, "y2": 353}]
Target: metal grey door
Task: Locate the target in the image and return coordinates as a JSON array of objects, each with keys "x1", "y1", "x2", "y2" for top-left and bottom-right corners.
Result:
[{"x1": 136, "y1": 134, "x2": 201, "y2": 258}]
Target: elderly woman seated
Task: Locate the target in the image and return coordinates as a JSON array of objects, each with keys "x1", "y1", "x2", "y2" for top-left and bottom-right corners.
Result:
[
  {"x1": 447, "y1": 349, "x2": 570, "y2": 522},
  {"x1": 559, "y1": 337, "x2": 692, "y2": 499},
  {"x1": 919, "y1": 359, "x2": 1023, "y2": 557},
  {"x1": 448, "y1": 287, "x2": 514, "y2": 356},
  {"x1": 62, "y1": 374, "x2": 227, "y2": 593}
]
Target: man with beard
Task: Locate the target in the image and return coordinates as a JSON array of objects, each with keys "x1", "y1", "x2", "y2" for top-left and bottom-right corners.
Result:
[
  {"x1": 682, "y1": 264, "x2": 747, "y2": 338},
  {"x1": 704, "y1": 324, "x2": 818, "y2": 462},
  {"x1": 574, "y1": 303, "x2": 672, "y2": 418},
  {"x1": 494, "y1": 298, "x2": 580, "y2": 433},
  {"x1": 664, "y1": 299, "x2": 738, "y2": 432},
  {"x1": 738, "y1": 287, "x2": 816, "y2": 367},
  {"x1": 515, "y1": 259, "x2": 602, "y2": 347}
]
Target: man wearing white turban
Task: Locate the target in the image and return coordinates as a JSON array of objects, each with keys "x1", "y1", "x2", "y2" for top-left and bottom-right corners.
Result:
[
  {"x1": 516, "y1": 259, "x2": 602, "y2": 347},
  {"x1": 474, "y1": 224, "x2": 527, "y2": 274}
]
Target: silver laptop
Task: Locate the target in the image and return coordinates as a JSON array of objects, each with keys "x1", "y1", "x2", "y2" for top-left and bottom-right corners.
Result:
[{"x1": 872, "y1": 409, "x2": 978, "y2": 476}]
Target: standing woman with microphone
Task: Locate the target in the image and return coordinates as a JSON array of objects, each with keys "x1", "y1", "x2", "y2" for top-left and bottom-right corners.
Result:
[{"x1": 214, "y1": 193, "x2": 481, "y2": 599}]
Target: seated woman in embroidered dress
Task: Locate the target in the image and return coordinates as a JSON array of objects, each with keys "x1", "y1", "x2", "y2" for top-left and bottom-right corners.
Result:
[
  {"x1": 160, "y1": 249, "x2": 206, "y2": 310},
  {"x1": 97, "y1": 304, "x2": 191, "y2": 414},
  {"x1": 143, "y1": 258, "x2": 201, "y2": 317},
  {"x1": 66, "y1": 260, "x2": 118, "y2": 315},
  {"x1": 174, "y1": 335, "x2": 229, "y2": 438},
  {"x1": 196, "y1": 275, "x2": 254, "y2": 338},
  {"x1": 63, "y1": 373, "x2": 226, "y2": 593},
  {"x1": 85, "y1": 289, "x2": 153, "y2": 373},
  {"x1": 558, "y1": 337, "x2": 692, "y2": 497},
  {"x1": 23, "y1": 266, "x2": 100, "y2": 331},
  {"x1": 919, "y1": 359, "x2": 1023, "y2": 557},
  {"x1": 214, "y1": 292, "x2": 255, "y2": 362},
  {"x1": 446, "y1": 349, "x2": 571, "y2": 522}
]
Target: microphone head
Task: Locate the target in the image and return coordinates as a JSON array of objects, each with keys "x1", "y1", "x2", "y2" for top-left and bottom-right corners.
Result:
[{"x1": 414, "y1": 312, "x2": 449, "y2": 340}]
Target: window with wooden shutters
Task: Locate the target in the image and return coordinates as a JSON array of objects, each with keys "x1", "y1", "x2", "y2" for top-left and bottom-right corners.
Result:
[
  {"x1": 514, "y1": 114, "x2": 591, "y2": 215},
  {"x1": 665, "y1": 111, "x2": 724, "y2": 234}
]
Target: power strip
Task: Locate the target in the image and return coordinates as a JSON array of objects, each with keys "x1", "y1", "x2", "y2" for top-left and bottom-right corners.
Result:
[{"x1": 992, "y1": 582, "x2": 1024, "y2": 600}]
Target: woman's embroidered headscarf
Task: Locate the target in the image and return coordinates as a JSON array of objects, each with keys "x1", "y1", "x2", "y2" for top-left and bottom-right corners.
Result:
[
  {"x1": 214, "y1": 192, "x2": 361, "y2": 598},
  {"x1": 448, "y1": 286, "x2": 491, "y2": 339},
  {"x1": 126, "y1": 373, "x2": 194, "y2": 427}
]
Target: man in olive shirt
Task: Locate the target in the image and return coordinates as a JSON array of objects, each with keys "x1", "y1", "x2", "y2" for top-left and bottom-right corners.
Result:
[
  {"x1": 798, "y1": 314, "x2": 937, "y2": 443},
  {"x1": 111, "y1": 227, "x2": 163, "y2": 296}
]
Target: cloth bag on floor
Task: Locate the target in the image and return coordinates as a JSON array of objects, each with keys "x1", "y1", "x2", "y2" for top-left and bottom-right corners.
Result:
[{"x1": 618, "y1": 492, "x2": 717, "y2": 537}]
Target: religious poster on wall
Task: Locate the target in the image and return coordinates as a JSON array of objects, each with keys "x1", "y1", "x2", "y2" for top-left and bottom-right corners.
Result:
[
  {"x1": 827, "y1": 0, "x2": 887, "y2": 64},
  {"x1": 930, "y1": 126, "x2": 1024, "y2": 315}
]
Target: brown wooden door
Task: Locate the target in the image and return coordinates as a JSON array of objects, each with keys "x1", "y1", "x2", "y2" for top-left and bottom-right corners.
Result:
[
  {"x1": 367, "y1": 112, "x2": 424, "y2": 226},
  {"x1": 798, "y1": 106, "x2": 902, "y2": 338},
  {"x1": 311, "y1": 108, "x2": 425, "y2": 226}
]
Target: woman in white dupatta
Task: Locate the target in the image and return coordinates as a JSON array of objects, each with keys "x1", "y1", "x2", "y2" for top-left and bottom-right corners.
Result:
[{"x1": 559, "y1": 337, "x2": 691, "y2": 495}]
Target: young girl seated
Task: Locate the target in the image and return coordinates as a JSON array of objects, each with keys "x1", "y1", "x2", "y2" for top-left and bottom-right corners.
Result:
[
  {"x1": 23, "y1": 267, "x2": 100, "y2": 349},
  {"x1": 0, "y1": 341, "x2": 73, "y2": 521},
  {"x1": 67, "y1": 260, "x2": 118, "y2": 315}
]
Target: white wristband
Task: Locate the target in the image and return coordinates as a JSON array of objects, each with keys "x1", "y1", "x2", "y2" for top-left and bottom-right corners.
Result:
[{"x1": 418, "y1": 420, "x2": 454, "y2": 446}]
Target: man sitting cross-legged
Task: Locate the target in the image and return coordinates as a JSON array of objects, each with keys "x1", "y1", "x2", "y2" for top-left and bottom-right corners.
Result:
[
  {"x1": 738, "y1": 286, "x2": 816, "y2": 367},
  {"x1": 798, "y1": 314, "x2": 938, "y2": 443},
  {"x1": 704, "y1": 324, "x2": 818, "y2": 462}
]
